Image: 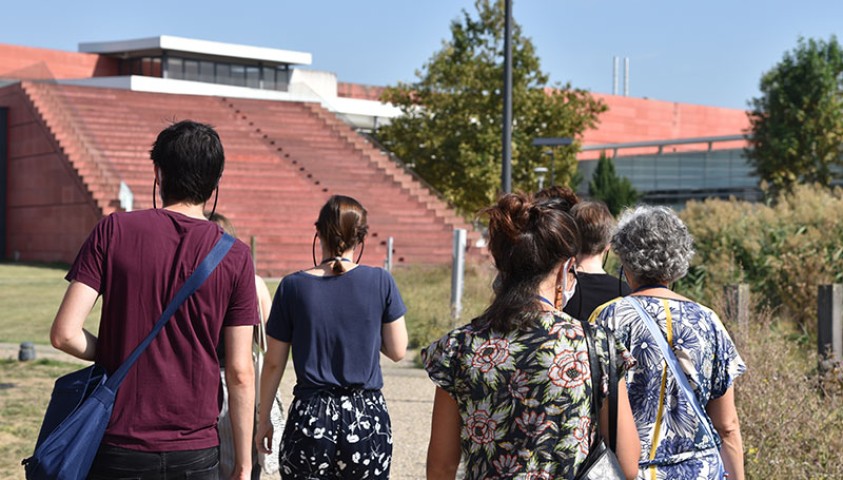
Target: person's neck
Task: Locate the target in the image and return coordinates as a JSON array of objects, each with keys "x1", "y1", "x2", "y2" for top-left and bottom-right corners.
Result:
[
  {"x1": 575, "y1": 254, "x2": 606, "y2": 274},
  {"x1": 536, "y1": 271, "x2": 558, "y2": 311},
  {"x1": 319, "y1": 248, "x2": 356, "y2": 264},
  {"x1": 162, "y1": 202, "x2": 206, "y2": 220}
]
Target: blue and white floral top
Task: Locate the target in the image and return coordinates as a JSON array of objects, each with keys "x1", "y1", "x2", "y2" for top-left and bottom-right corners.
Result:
[{"x1": 592, "y1": 296, "x2": 746, "y2": 480}]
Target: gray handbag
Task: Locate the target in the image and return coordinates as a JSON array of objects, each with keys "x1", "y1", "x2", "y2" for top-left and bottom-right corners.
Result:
[{"x1": 574, "y1": 320, "x2": 626, "y2": 480}]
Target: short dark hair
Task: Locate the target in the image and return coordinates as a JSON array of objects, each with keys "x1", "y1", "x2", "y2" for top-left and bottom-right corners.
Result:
[
  {"x1": 571, "y1": 201, "x2": 615, "y2": 256},
  {"x1": 150, "y1": 121, "x2": 224, "y2": 205}
]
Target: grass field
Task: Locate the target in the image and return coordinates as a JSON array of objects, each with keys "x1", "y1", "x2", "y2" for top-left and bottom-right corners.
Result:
[
  {"x1": 0, "y1": 264, "x2": 101, "y2": 345},
  {"x1": 0, "y1": 262, "x2": 493, "y2": 349}
]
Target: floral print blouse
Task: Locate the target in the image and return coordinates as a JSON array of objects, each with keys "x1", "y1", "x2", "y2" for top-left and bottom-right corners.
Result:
[
  {"x1": 422, "y1": 311, "x2": 635, "y2": 479},
  {"x1": 591, "y1": 296, "x2": 746, "y2": 480}
]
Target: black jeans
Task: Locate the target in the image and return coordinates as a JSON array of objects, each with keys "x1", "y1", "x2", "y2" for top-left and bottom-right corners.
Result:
[{"x1": 88, "y1": 444, "x2": 219, "y2": 480}]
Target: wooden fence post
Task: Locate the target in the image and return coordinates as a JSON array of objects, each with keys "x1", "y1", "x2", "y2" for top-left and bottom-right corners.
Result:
[
  {"x1": 818, "y1": 284, "x2": 843, "y2": 367},
  {"x1": 723, "y1": 284, "x2": 750, "y2": 331}
]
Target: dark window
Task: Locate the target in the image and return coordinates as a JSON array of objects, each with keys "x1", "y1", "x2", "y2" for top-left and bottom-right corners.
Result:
[
  {"x1": 246, "y1": 66, "x2": 260, "y2": 89},
  {"x1": 275, "y1": 66, "x2": 290, "y2": 91},
  {"x1": 200, "y1": 61, "x2": 215, "y2": 82},
  {"x1": 262, "y1": 67, "x2": 276, "y2": 90},
  {"x1": 216, "y1": 63, "x2": 231, "y2": 85},
  {"x1": 184, "y1": 60, "x2": 200, "y2": 82},
  {"x1": 167, "y1": 58, "x2": 184, "y2": 80},
  {"x1": 230, "y1": 65, "x2": 246, "y2": 86},
  {"x1": 142, "y1": 58, "x2": 162, "y2": 77}
]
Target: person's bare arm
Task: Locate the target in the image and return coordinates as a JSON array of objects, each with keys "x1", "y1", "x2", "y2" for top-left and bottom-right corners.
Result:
[
  {"x1": 599, "y1": 379, "x2": 641, "y2": 480},
  {"x1": 707, "y1": 387, "x2": 744, "y2": 480},
  {"x1": 426, "y1": 387, "x2": 461, "y2": 480},
  {"x1": 224, "y1": 325, "x2": 256, "y2": 480},
  {"x1": 255, "y1": 337, "x2": 290, "y2": 455},
  {"x1": 381, "y1": 317, "x2": 408, "y2": 362},
  {"x1": 50, "y1": 281, "x2": 99, "y2": 361},
  {"x1": 255, "y1": 275, "x2": 272, "y2": 324}
]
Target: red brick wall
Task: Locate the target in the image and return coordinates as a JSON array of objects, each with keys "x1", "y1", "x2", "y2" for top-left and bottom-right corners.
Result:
[
  {"x1": 0, "y1": 43, "x2": 119, "y2": 81},
  {"x1": 0, "y1": 84, "x2": 99, "y2": 262}
]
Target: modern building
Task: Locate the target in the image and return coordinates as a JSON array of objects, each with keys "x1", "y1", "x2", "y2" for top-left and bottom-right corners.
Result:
[
  {"x1": 0, "y1": 35, "x2": 754, "y2": 272},
  {"x1": 0, "y1": 36, "x2": 471, "y2": 274}
]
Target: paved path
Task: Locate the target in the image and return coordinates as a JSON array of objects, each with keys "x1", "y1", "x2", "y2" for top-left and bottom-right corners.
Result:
[{"x1": 1, "y1": 344, "x2": 434, "y2": 479}]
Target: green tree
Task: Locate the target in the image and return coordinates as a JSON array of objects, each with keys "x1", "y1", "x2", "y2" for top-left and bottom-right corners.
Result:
[
  {"x1": 747, "y1": 36, "x2": 843, "y2": 192},
  {"x1": 588, "y1": 152, "x2": 638, "y2": 215},
  {"x1": 376, "y1": 0, "x2": 606, "y2": 214}
]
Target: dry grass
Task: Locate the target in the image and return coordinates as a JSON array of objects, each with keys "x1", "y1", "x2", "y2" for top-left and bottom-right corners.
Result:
[
  {"x1": 720, "y1": 304, "x2": 843, "y2": 479},
  {"x1": 391, "y1": 262, "x2": 495, "y2": 349},
  {"x1": 0, "y1": 358, "x2": 79, "y2": 480}
]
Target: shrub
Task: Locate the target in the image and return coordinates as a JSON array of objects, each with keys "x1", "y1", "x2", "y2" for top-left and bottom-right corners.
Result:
[{"x1": 677, "y1": 184, "x2": 843, "y2": 334}]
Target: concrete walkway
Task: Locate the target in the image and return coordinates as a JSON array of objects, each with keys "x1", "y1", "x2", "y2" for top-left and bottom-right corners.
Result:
[{"x1": 1, "y1": 343, "x2": 434, "y2": 479}]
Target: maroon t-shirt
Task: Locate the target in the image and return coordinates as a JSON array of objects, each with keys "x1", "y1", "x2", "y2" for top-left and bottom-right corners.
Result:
[{"x1": 66, "y1": 209, "x2": 258, "y2": 452}]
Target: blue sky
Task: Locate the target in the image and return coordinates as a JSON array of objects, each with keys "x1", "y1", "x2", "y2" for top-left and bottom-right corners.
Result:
[{"x1": 3, "y1": 0, "x2": 840, "y2": 109}]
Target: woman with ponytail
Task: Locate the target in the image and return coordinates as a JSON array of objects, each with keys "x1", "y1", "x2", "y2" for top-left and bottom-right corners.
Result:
[
  {"x1": 256, "y1": 195, "x2": 408, "y2": 479},
  {"x1": 422, "y1": 192, "x2": 640, "y2": 479}
]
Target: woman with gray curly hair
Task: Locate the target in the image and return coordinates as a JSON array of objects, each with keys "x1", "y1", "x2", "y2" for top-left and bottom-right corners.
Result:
[{"x1": 591, "y1": 205, "x2": 746, "y2": 480}]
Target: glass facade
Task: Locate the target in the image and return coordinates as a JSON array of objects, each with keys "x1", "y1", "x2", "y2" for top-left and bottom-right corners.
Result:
[
  {"x1": 119, "y1": 54, "x2": 289, "y2": 91},
  {"x1": 576, "y1": 149, "x2": 763, "y2": 208}
]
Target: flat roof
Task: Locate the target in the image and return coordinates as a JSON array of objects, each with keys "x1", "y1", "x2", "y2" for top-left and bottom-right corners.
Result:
[{"x1": 79, "y1": 35, "x2": 312, "y2": 66}]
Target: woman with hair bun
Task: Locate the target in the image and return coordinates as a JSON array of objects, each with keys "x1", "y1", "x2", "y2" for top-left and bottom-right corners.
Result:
[
  {"x1": 256, "y1": 195, "x2": 408, "y2": 479},
  {"x1": 423, "y1": 192, "x2": 640, "y2": 479},
  {"x1": 591, "y1": 205, "x2": 746, "y2": 480}
]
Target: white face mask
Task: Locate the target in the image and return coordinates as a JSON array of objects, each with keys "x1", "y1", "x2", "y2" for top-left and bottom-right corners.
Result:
[{"x1": 560, "y1": 258, "x2": 577, "y2": 308}]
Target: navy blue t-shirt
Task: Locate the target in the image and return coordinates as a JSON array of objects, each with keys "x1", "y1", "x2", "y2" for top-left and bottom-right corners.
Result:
[{"x1": 266, "y1": 265, "x2": 407, "y2": 398}]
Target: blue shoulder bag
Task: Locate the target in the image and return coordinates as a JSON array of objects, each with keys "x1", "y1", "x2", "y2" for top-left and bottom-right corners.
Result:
[
  {"x1": 22, "y1": 233, "x2": 235, "y2": 480},
  {"x1": 625, "y1": 296, "x2": 727, "y2": 478}
]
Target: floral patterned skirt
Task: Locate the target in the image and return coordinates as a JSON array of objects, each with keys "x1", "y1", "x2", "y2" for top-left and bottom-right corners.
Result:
[{"x1": 279, "y1": 388, "x2": 392, "y2": 479}]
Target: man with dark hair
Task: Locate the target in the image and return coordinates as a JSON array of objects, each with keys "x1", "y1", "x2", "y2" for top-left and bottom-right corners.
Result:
[
  {"x1": 151, "y1": 121, "x2": 225, "y2": 206},
  {"x1": 51, "y1": 120, "x2": 258, "y2": 479}
]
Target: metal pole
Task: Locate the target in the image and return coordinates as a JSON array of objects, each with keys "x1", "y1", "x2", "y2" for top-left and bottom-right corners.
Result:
[
  {"x1": 549, "y1": 150, "x2": 555, "y2": 187},
  {"x1": 386, "y1": 236, "x2": 394, "y2": 272},
  {"x1": 501, "y1": 0, "x2": 513, "y2": 194},
  {"x1": 451, "y1": 229, "x2": 467, "y2": 323},
  {"x1": 624, "y1": 57, "x2": 630, "y2": 96}
]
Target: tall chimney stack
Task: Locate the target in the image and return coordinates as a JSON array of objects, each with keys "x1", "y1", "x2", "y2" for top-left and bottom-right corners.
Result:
[{"x1": 613, "y1": 56, "x2": 619, "y2": 95}]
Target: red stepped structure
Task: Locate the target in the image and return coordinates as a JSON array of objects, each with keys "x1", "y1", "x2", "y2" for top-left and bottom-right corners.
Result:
[{"x1": 0, "y1": 81, "x2": 477, "y2": 275}]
